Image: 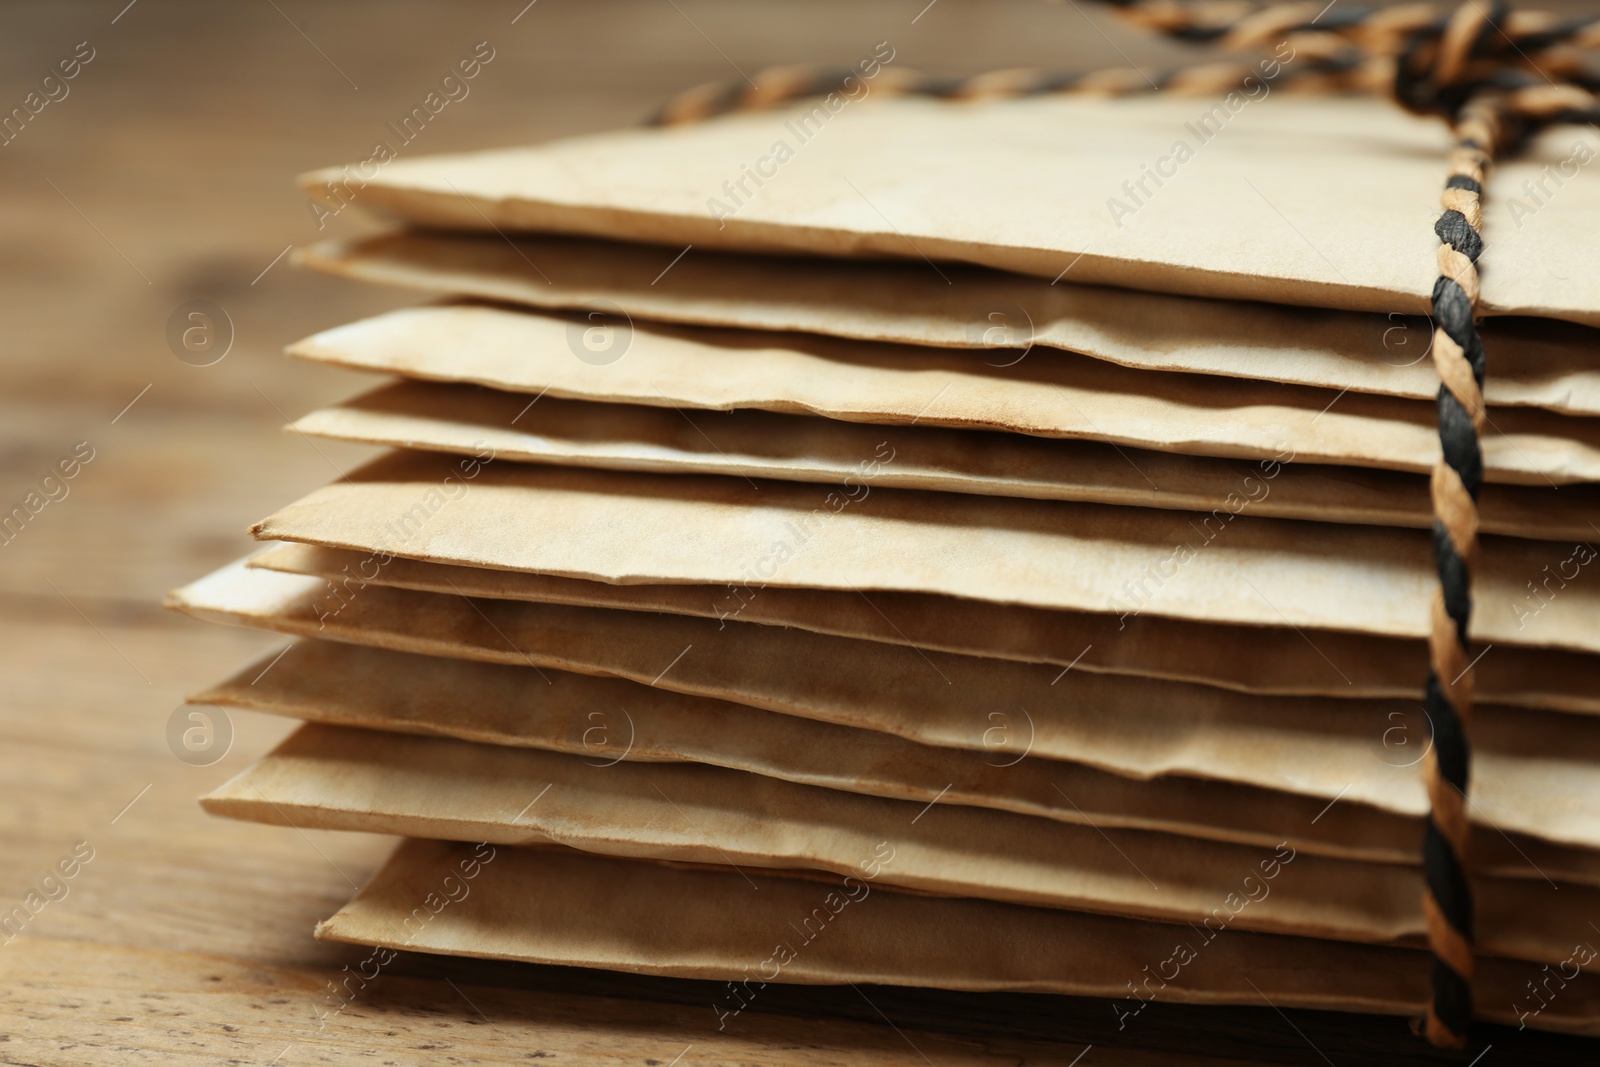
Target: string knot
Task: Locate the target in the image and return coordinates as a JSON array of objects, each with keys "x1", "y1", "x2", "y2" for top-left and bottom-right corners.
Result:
[{"x1": 1392, "y1": 1, "x2": 1515, "y2": 119}]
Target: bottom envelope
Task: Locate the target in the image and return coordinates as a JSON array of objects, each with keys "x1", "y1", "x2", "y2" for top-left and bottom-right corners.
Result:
[{"x1": 317, "y1": 839, "x2": 1600, "y2": 1036}]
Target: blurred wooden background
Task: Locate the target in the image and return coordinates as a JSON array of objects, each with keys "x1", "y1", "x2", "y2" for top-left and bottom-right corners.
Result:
[{"x1": 0, "y1": 1, "x2": 1592, "y2": 1063}]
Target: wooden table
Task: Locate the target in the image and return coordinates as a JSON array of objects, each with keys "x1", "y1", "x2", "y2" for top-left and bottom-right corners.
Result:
[{"x1": 0, "y1": 2, "x2": 1591, "y2": 1062}]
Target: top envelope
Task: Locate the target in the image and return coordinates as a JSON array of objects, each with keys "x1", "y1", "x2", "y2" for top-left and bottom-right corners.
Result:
[{"x1": 301, "y1": 94, "x2": 1600, "y2": 323}]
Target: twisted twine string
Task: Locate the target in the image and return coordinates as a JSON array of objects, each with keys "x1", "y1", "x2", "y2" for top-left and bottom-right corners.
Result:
[
  {"x1": 645, "y1": 0, "x2": 1600, "y2": 1048},
  {"x1": 648, "y1": 3, "x2": 1600, "y2": 125},
  {"x1": 1413, "y1": 10, "x2": 1503, "y2": 1049}
]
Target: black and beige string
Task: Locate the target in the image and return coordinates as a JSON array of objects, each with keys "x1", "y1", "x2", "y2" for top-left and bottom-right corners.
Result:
[{"x1": 648, "y1": 0, "x2": 1600, "y2": 1049}]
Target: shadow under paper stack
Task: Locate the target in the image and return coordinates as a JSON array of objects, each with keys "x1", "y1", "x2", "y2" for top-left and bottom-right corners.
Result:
[{"x1": 167, "y1": 92, "x2": 1600, "y2": 1036}]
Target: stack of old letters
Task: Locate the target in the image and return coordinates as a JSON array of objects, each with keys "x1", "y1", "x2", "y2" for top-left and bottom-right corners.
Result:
[{"x1": 167, "y1": 91, "x2": 1600, "y2": 1035}]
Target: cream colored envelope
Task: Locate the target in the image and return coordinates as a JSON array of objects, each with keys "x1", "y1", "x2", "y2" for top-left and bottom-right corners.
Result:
[
  {"x1": 248, "y1": 541, "x2": 1600, "y2": 714},
  {"x1": 247, "y1": 450, "x2": 1600, "y2": 651},
  {"x1": 290, "y1": 380, "x2": 1600, "y2": 542},
  {"x1": 168, "y1": 559, "x2": 1600, "y2": 851},
  {"x1": 203, "y1": 722, "x2": 1597, "y2": 965},
  {"x1": 195, "y1": 638, "x2": 1600, "y2": 887},
  {"x1": 298, "y1": 231, "x2": 1600, "y2": 413},
  {"x1": 317, "y1": 839, "x2": 1600, "y2": 1036},
  {"x1": 297, "y1": 95, "x2": 1600, "y2": 323},
  {"x1": 287, "y1": 303, "x2": 1600, "y2": 486}
]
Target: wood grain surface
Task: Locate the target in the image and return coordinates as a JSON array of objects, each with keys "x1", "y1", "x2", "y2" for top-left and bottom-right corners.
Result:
[{"x1": 0, "y1": 2, "x2": 1593, "y2": 1063}]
